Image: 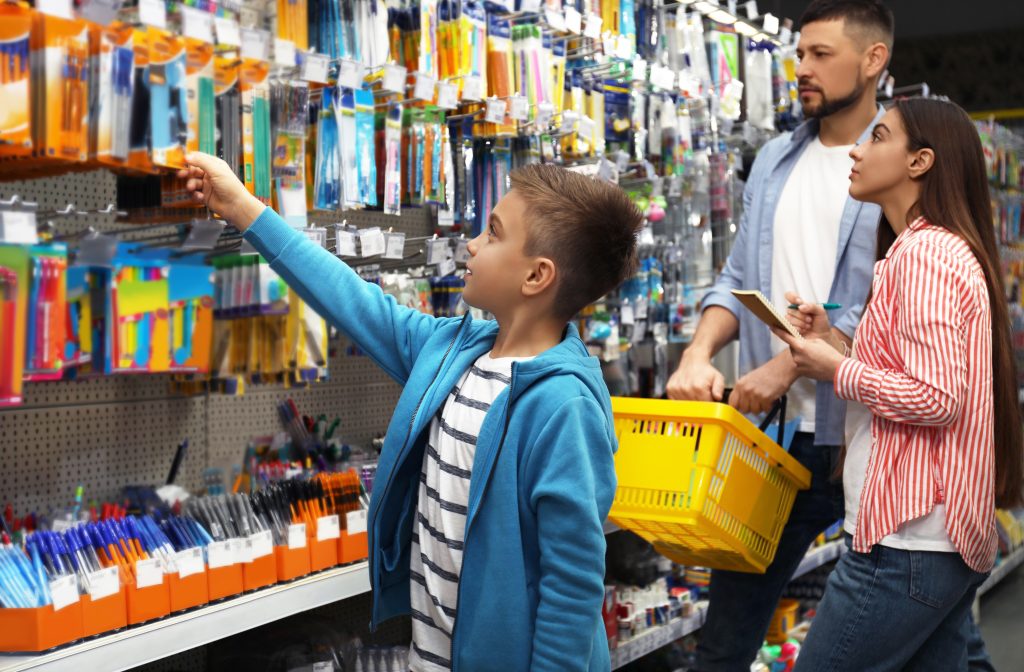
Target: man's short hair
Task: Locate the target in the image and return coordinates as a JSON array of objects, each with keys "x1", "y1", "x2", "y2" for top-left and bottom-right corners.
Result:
[
  {"x1": 509, "y1": 165, "x2": 644, "y2": 321},
  {"x1": 799, "y1": 0, "x2": 895, "y2": 51}
]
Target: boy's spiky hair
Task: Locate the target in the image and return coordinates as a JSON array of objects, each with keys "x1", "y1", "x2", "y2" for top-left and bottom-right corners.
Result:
[{"x1": 509, "y1": 164, "x2": 644, "y2": 321}]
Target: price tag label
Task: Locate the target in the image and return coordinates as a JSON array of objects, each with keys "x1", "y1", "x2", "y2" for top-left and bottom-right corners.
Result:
[
  {"x1": 182, "y1": 7, "x2": 215, "y2": 43},
  {"x1": 621, "y1": 301, "x2": 636, "y2": 325},
  {"x1": 0, "y1": 210, "x2": 38, "y2": 245},
  {"x1": 616, "y1": 35, "x2": 634, "y2": 60},
  {"x1": 382, "y1": 64, "x2": 408, "y2": 94},
  {"x1": 436, "y1": 81, "x2": 459, "y2": 110},
  {"x1": 509, "y1": 96, "x2": 529, "y2": 121},
  {"x1": 584, "y1": 14, "x2": 603, "y2": 39},
  {"x1": 535, "y1": 102, "x2": 555, "y2": 128},
  {"x1": 413, "y1": 72, "x2": 437, "y2": 102},
  {"x1": 651, "y1": 65, "x2": 676, "y2": 91},
  {"x1": 51, "y1": 518, "x2": 73, "y2": 532},
  {"x1": 763, "y1": 12, "x2": 780, "y2": 34},
  {"x1": 303, "y1": 227, "x2": 327, "y2": 248},
  {"x1": 233, "y1": 537, "x2": 253, "y2": 564},
  {"x1": 135, "y1": 558, "x2": 163, "y2": 588},
  {"x1": 426, "y1": 238, "x2": 449, "y2": 265},
  {"x1": 302, "y1": 53, "x2": 331, "y2": 83},
  {"x1": 384, "y1": 232, "x2": 406, "y2": 259},
  {"x1": 288, "y1": 523, "x2": 308, "y2": 549},
  {"x1": 544, "y1": 7, "x2": 566, "y2": 32},
  {"x1": 49, "y1": 574, "x2": 79, "y2": 611},
  {"x1": 79, "y1": 0, "x2": 123, "y2": 24},
  {"x1": 215, "y1": 17, "x2": 241, "y2": 47},
  {"x1": 454, "y1": 239, "x2": 470, "y2": 263},
  {"x1": 317, "y1": 514, "x2": 341, "y2": 541},
  {"x1": 461, "y1": 75, "x2": 483, "y2": 102},
  {"x1": 578, "y1": 115, "x2": 596, "y2": 142},
  {"x1": 560, "y1": 110, "x2": 578, "y2": 134},
  {"x1": 139, "y1": 0, "x2": 167, "y2": 29},
  {"x1": 241, "y1": 29, "x2": 271, "y2": 61},
  {"x1": 636, "y1": 296, "x2": 650, "y2": 320},
  {"x1": 249, "y1": 530, "x2": 274, "y2": 559},
  {"x1": 632, "y1": 57, "x2": 648, "y2": 82},
  {"x1": 339, "y1": 59, "x2": 363, "y2": 89},
  {"x1": 176, "y1": 547, "x2": 204, "y2": 578},
  {"x1": 206, "y1": 540, "x2": 234, "y2": 569},
  {"x1": 346, "y1": 509, "x2": 368, "y2": 535},
  {"x1": 668, "y1": 176, "x2": 683, "y2": 198},
  {"x1": 437, "y1": 208, "x2": 455, "y2": 228},
  {"x1": 37, "y1": 0, "x2": 74, "y2": 19},
  {"x1": 274, "y1": 38, "x2": 297, "y2": 67},
  {"x1": 87, "y1": 566, "x2": 119, "y2": 601},
  {"x1": 438, "y1": 258, "x2": 457, "y2": 277},
  {"x1": 359, "y1": 227, "x2": 387, "y2": 257},
  {"x1": 565, "y1": 7, "x2": 583, "y2": 34},
  {"x1": 520, "y1": 0, "x2": 542, "y2": 12},
  {"x1": 335, "y1": 230, "x2": 358, "y2": 257},
  {"x1": 485, "y1": 98, "x2": 508, "y2": 124}
]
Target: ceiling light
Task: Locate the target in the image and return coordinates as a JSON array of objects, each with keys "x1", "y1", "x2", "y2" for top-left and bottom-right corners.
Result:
[{"x1": 707, "y1": 9, "x2": 737, "y2": 24}]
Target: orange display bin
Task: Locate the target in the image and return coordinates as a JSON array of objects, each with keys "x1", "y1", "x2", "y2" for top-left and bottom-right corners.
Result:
[
  {"x1": 242, "y1": 553, "x2": 277, "y2": 592},
  {"x1": 81, "y1": 587, "x2": 128, "y2": 638},
  {"x1": 168, "y1": 569, "x2": 209, "y2": 613},
  {"x1": 207, "y1": 563, "x2": 244, "y2": 602},
  {"x1": 309, "y1": 537, "x2": 339, "y2": 572},
  {"x1": 126, "y1": 578, "x2": 171, "y2": 625},
  {"x1": 337, "y1": 531, "x2": 368, "y2": 564},
  {"x1": 275, "y1": 545, "x2": 311, "y2": 582},
  {"x1": 0, "y1": 601, "x2": 84, "y2": 652}
]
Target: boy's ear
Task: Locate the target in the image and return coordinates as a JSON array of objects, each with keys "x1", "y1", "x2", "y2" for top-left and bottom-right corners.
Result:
[{"x1": 522, "y1": 257, "x2": 557, "y2": 298}]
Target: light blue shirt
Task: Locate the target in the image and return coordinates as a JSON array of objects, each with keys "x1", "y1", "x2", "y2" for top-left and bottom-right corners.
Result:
[{"x1": 701, "y1": 107, "x2": 885, "y2": 445}]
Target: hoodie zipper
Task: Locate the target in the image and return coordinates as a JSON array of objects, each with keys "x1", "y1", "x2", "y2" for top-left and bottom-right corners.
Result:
[
  {"x1": 369, "y1": 315, "x2": 469, "y2": 628},
  {"x1": 449, "y1": 363, "x2": 518, "y2": 670}
]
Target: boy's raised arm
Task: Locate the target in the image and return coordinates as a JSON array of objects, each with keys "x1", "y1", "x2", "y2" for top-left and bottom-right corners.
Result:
[{"x1": 179, "y1": 152, "x2": 448, "y2": 384}]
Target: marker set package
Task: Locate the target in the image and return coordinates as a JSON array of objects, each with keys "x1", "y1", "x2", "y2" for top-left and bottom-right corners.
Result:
[
  {"x1": 240, "y1": 60, "x2": 273, "y2": 205},
  {"x1": 271, "y1": 80, "x2": 310, "y2": 226}
]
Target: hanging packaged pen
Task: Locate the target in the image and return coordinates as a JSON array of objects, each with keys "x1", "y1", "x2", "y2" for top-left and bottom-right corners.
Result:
[
  {"x1": 64, "y1": 265, "x2": 97, "y2": 372},
  {"x1": 0, "y1": 5, "x2": 33, "y2": 159},
  {"x1": 486, "y1": 15, "x2": 515, "y2": 135},
  {"x1": 337, "y1": 88, "x2": 359, "y2": 209},
  {"x1": 215, "y1": 57, "x2": 242, "y2": 180},
  {"x1": 184, "y1": 38, "x2": 216, "y2": 156},
  {"x1": 314, "y1": 86, "x2": 341, "y2": 211},
  {"x1": 419, "y1": 0, "x2": 439, "y2": 80},
  {"x1": 271, "y1": 79, "x2": 309, "y2": 226},
  {"x1": 383, "y1": 103, "x2": 402, "y2": 216},
  {"x1": 127, "y1": 27, "x2": 155, "y2": 174},
  {"x1": 354, "y1": 89, "x2": 377, "y2": 206},
  {"x1": 94, "y1": 23, "x2": 134, "y2": 166},
  {"x1": 148, "y1": 28, "x2": 188, "y2": 169},
  {"x1": 240, "y1": 59, "x2": 272, "y2": 205},
  {"x1": 277, "y1": 0, "x2": 309, "y2": 50},
  {"x1": 0, "y1": 245, "x2": 30, "y2": 406},
  {"x1": 33, "y1": 12, "x2": 91, "y2": 164},
  {"x1": 23, "y1": 245, "x2": 68, "y2": 382},
  {"x1": 551, "y1": 37, "x2": 566, "y2": 115},
  {"x1": 459, "y1": 1, "x2": 487, "y2": 98}
]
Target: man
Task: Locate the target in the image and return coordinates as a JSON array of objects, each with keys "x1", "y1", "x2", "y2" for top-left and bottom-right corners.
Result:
[{"x1": 666, "y1": 2, "x2": 890, "y2": 669}]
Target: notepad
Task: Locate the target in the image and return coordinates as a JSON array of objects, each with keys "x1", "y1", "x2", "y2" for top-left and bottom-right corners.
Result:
[{"x1": 731, "y1": 289, "x2": 803, "y2": 340}]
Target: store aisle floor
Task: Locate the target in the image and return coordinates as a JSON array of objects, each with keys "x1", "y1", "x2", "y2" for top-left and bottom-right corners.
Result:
[{"x1": 979, "y1": 565, "x2": 1024, "y2": 670}]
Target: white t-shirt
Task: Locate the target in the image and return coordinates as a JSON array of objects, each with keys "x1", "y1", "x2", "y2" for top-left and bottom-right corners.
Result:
[
  {"x1": 770, "y1": 137, "x2": 853, "y2": 431},
  {"x1": 409, "y1": 353, "x2": 531, "y2": 671},
  {"x1": 844, "y1": 400, "x2": 956, "y2": 552}
]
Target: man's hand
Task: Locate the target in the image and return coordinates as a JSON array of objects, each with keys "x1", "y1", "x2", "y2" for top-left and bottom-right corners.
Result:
[
  {"x1": 176, "y1": 152, "x2": 265, "y2": 230},
  {"x1": 728, "y1": 352, "x2": 797, "y2": 415},
  {"x1": 667, "y1": 351, "x2": 726, "y2": 402}
]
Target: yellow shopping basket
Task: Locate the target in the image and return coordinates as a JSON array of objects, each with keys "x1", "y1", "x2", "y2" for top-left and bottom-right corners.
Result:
[{"x1": 609, "y1": 396, "x2": 812, "y2": 574}]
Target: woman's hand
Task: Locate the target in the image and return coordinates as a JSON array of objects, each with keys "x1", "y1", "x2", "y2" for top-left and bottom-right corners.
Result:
[
  {"x1": 771, "y1": 328, "x2": 846, "y2": 382},
  {"x1": 784, "y1": 291, "x2": 832, "y2": 338},
  {"x1": 176, "y1": 152, "x2": 266, "y2": 231}
]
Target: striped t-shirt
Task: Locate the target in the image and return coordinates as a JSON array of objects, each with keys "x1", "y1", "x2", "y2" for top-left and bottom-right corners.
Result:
[{"x1": 408, "y1": 353, "x2": 529, "y2": 671}]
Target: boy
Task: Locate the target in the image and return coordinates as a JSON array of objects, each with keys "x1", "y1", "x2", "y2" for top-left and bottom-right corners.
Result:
[{"x1": 179, "y1": 153, "x2": 644, "y2": 671}]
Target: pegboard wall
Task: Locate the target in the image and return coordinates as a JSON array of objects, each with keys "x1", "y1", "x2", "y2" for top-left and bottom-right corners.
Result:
[{"x1": 0, "y1": 169, "x2": 434, "y2": 515}]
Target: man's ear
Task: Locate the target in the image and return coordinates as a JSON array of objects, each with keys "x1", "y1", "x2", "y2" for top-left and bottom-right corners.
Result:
[
  {"x1": 908, "y1": 147, "x2": 935, "y2": 180},
  {"x1": 522, "y1": 257, "x2": 557, "y2": 297},
  {"x1": 865, "y1": 42, "x2": 889, "y2": 80}
]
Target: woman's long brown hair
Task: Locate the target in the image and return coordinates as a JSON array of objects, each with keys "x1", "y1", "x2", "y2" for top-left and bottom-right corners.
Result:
[{"x1": 871, "y1": 98, "x2": 1023, "y2": 508}]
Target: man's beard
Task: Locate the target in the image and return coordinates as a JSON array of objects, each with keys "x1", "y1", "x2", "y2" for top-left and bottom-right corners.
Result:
[{"x1": 802, "y1": 78, "x2": 867, "y2": 119}]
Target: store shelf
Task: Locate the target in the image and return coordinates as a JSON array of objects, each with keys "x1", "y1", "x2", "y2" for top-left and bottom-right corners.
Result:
[
  {"x1": 611, "y1": 603, "x2": 708, "y2": 669},
  {"x1": 609, "y1": 541, "x2": 846, "y2": 669},
  {"x1": 793, "y1": 540, "x2": 846, "y2": 578},
  {"x1": 978, "y1": 545, "x2": 1024, "y2": 598},
  {"x1": 0, "y1": 562, "x2": 370, "y2": 672}
]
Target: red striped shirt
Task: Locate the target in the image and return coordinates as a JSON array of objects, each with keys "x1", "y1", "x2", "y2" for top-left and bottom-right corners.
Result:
[{"x1": 834, "y1": 217, "x2": 996, "y2": 572}]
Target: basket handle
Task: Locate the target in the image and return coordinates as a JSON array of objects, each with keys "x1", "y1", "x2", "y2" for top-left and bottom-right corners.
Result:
[{"x1": 720, "y1": 389, "x2": 788, "y2": 446}]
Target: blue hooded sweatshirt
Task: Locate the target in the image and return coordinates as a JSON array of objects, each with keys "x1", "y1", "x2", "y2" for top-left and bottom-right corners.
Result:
[{"x1": 244, "y1": 208, "x2": 617, "y2": 671}]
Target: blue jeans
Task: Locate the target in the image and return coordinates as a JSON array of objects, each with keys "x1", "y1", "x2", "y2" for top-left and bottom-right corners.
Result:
[
  {"x1": 965, "y1": 611, "x2": 997, "y2": 672},
  {"x1": 696, "y1": 432, "x2": 844, "y2": 671},
  {"x1": 793, "y1": 539, "x2": 988, "y2": 671}
]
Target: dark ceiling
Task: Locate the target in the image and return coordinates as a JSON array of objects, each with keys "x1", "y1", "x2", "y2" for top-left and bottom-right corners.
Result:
[{"x1": 763, "y1": 0, "x2": 1024, "y2": 38}]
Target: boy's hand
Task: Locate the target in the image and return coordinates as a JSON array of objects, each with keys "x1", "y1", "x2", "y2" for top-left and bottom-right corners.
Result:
[{"x1": 176, "y1": 152, "x2": 265, "y2": 230}]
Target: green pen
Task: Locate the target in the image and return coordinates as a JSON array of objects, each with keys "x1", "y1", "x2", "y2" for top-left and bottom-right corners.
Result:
[{"x1": 788, "y1": 303, "x2": 842, "y2": 310}]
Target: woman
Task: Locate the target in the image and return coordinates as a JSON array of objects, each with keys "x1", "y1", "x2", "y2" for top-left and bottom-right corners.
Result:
[{"x1": 774, "y1": 97, "x2": 1023, "y2": 670}]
